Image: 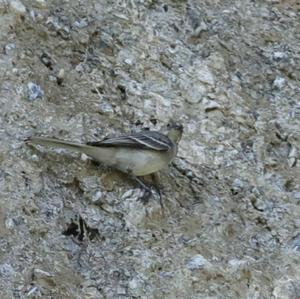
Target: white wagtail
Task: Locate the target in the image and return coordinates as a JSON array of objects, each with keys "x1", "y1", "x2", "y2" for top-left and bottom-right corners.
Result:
[{"x1": 26, "y1": 122, "x2": 183, "y2": 202}]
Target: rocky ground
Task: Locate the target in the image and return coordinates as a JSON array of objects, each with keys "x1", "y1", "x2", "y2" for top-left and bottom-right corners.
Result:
[{"x1": 0, "y1": 0, "x2": 299, "y2": 298}]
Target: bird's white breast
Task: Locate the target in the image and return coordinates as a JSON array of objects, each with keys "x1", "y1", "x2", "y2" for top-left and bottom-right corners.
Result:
[{"x1": 114, "y1": 149, "x2": 171, "y2": 176}]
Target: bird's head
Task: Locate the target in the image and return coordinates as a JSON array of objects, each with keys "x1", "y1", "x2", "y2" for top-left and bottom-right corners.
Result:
[{"x1": 167, "y1": 121, "x2": 183, "y2": 144}]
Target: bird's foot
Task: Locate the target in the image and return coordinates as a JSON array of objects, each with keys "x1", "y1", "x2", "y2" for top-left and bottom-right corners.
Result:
[
  {"x1": 137, "y1": 186, "x2": 163, "y2": 209},
  {"x1": 137, "y1": 188, "x2": 152, "y2": 205},
  {"x1": 130, "y1": 174, "x2": 163, "y2": 206}
]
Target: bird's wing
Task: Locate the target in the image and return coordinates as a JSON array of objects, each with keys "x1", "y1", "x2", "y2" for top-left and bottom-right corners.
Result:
[{"x1": 86, "y1": 131, "x2": 172, "y2": 151}]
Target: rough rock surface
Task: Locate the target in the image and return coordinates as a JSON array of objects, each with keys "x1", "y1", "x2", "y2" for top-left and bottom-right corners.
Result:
[{"x1": 0, "y1": 0, "x2": 299, "y2": 298}]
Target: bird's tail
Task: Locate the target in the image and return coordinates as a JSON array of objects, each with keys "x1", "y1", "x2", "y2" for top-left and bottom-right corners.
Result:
[{"x1": 26, "y1": 137, "x2": 87, "y2": 153}]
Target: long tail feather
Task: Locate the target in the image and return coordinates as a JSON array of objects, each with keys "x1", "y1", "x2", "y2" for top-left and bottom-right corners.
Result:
[{"x1": 26, "y1": 137, "x2": 86, "y2": 152}]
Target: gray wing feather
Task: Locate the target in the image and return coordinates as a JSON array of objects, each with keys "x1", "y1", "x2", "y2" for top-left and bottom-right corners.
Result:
[{"x1": 87, "y1": 131, "x2": 172, "y2": 151}]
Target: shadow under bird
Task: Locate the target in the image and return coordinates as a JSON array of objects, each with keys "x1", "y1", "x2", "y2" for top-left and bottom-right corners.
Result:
[{"x1": 26, "y1": 123, "x2": 183, "y2": 202}]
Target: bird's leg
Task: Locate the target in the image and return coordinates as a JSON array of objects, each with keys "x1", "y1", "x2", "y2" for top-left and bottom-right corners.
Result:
[
  {"x1": 132, "y1": 174, "x2": 164, "y2": 209},
  {"x1": 126, "y1": 170, "x2": 152, "y2": 204},
  {"x1": 127, "y1": 170, "x2": 162, "y2": 204},
  {"x1": 133, "y1": 176, "x2": 152, "y2": 204},
  {"x1": 150, "y1": 173, "x2": 162, "y2": 196},
  {"x1": 150, "y1": 173, "x2": 163, "y2": 209}
]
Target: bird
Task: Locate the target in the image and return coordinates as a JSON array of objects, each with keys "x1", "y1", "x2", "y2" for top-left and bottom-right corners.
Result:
[{"x1": 26, "y1": 122, "x2": 183, "y2": 202}]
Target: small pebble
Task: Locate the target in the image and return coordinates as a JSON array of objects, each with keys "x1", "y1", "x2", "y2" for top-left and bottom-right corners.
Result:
[
  {"x1": 4, "y1": 43, "x2": 16, "y2": 55},
  {"x1": 292, "y1": 235, "x2": 300, "y2": 251},
  {"x1": 27, "y1": 286, "x2": 40, "y2": 297},
  {"x1": 40, "y1": 52, "x2": 53, "y2": 69},
  {"x1": 31, "y1": 154, "x2": 39, "y2": 162},
  {"x1": 33, "y1": 268, "x2": 53, "y2": 279},
  {"x1": 273, "y1": 51, "x2": 288, "y2": 61},
  {"x1": 0, "y1": 263, "x2": 14, "y2": 277},
  {"x1": 186, "y1": 254, "x2": 210, "y2": 270},
  {"x1": 80, "y1": 153, "x2": 89, "y2": 161},
  {"x1": 191, "y1": 21, "x2": 208, "y2": 37},
  {"x1": 48, "y1": 75, "x2": 57, "y2": 82},
  {"x1": 293, "y1": 191, "x2": 300, "y2": 204},
  {"x1": 56, "y1": 69, "x2": 65, "y2": 85},
  {"x1": 32, "y1": 0, "x2": 47, "y2": 8},
  {"x1": 73, "y1": 18, "x2": 88, "y2": 28},
  {"x1": 116, "y1": 286, "x2": 127, "y2": 295},
  {"x1": 273, "y1": 76, "x2": 285, "y2": 89},
  {"x1": 98, "y1": 103, "x2": 114, "y2": 114},
  {"x1": 5, "y1": 218, "x2": 15, "y2": 229},
  {"x1": 91, "y1": 191, "x2": 102, "y2": 204},
  {"x1": 9, "y1": 0, "x2": 26, "y2": 16},
  {"x1": 27, "y1": 82, "x2": 44, "y2": 101},
  {"x1": 293, "y1": 192, "x2": 300, "y2": 200},
  {"x1": 203, "y1": 98, "x2": 221, "y2": 112},
  {"x1": 124, "y1": 58, "x2": 133, "y2": 65}
]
